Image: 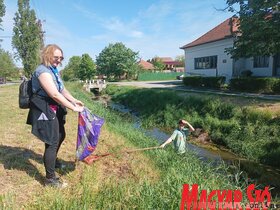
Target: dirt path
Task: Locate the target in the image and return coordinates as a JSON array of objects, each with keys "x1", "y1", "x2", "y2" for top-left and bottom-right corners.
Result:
[{"x1": 110, "y1": 80, "x2": 183, "y2": 88}]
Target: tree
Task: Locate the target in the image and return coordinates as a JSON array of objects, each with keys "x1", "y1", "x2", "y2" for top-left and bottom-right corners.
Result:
[
  {"x1": 151, "y1": 57, "x2": 165, "y2": 71},
  {"x1": 225, "y1": 0, "x2": 280, "y2": 58},
  {"x1": 0, "y1": 0, "x2": 5, "y2": 43},
  {"x1": 61, "y1": 56, "x2": 81, "y2": 81},
  {"x1": 0, "y1": 0, "x2": 5, "y2": 31},
  {"x1": 175, "y1": 55, "x2": 185, "y2": 66},
  {"x1": 12, "y1": 0, "x2": 43, "y2": 77},
  {"x1": 0, "y1": 48, "x2": 18, "y2": 78},
  {"x1": 96, "y1": 42, "x2": 140, "y2": 80},
  {"x1": 77, "y1": 53, "x2": 96, "y2": 81}
]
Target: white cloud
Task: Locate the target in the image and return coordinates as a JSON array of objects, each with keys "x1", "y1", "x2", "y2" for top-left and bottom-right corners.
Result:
[
  {"x1": 69, "y1": 0, "x2": 232, "y2": 62},
  {"x1": 72, "y1": 3, "x2": 101, "y2": 22},
  {"x1": 130, "y1": 30, "x2": 143, "y2": 38},
  {"x1": 1, "y1": 0, "x2": 234, "y2": 67},
  {"x1": 139, "y1": 1, "x2": 173, "y2": 19},
  {"x1": 72, "y1": 4, "x2": 144, "y2": 39}
]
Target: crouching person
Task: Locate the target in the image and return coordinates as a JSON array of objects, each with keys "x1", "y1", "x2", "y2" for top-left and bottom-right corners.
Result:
[{"x1": 160, "y1": 119, "x2": 195, "y2": 154}]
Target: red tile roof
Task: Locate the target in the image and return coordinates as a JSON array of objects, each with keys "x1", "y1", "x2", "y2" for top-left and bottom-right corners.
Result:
[
  {"x1": 163, "y1": 61, "x2": 182, "y2": 65},
  {"x1": 180, "y1": 17, "x2": 239, "y2": 49},
  {"x1": 158, "y1": 57, "x2": 173, "y2": 62},
  {"x1": 138, "y1": 59, "x2": 154, "y2": 70},
  {"x1": 153, "y1": 57, "x2": 182, "y2": 66}
]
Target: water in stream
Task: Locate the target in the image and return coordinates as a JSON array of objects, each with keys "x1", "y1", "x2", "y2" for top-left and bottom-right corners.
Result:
[{"x1": 109, "y1": 102, "x2": 280, "y2": 197}]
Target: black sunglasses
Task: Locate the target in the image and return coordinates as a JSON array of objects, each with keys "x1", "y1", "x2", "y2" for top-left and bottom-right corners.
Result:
[{"x1": 53, "y1": 56, "x2": 64, "y2": 61}]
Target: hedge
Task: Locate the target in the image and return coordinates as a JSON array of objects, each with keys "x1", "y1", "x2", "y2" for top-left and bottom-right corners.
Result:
[
  {"x1": 230, "y1": 77, "x2": 280, "y2": 94},
  {"x1": 182, "y1": 76, "x2": 226, "y2": 89}
]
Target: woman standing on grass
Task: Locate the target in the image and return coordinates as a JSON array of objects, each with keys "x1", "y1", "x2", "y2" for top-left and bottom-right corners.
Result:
[
  {"x1": 27, "y1": 44, "x2": 84, "y2": 188},
  {"x1": 160, "y1": 119, "x2": 195, "y2": 154}
]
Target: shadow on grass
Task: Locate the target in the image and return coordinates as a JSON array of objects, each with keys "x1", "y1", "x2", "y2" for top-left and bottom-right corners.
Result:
[{"x1": 0, "y1": 145, "x2": 75, "y2": 185}]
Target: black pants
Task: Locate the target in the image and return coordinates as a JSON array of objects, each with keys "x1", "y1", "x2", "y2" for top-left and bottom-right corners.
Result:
[{"x1": 43, "y1": 110, "x2": 66, "y2": 179}]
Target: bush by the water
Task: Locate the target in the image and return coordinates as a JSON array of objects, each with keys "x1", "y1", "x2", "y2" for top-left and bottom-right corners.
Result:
[{"x1": 105, "y1": 85, "x2": 280, "y2": 167}]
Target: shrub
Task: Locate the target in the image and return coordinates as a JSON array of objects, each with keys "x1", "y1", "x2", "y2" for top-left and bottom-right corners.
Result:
[
  {"x1": 240, "y1": 70, "x2": 253, "y2": 77},
  {"x1": 272, "y1": 79, "x2": 280, "y2": 94},
  {"x1": 238, "y1": 107, "x2": 273, "y2": 124},
  {"x1": 105, "y1": 85, "x2": 280, "y2": 167},
  {"x1": 183, "y1": 76, "x2": 226, "y2": 88},
  {"x1": 230, "y1": 77, "x2": 280, "y2": 93},
  {"x1": 200, "y1": 99, "x2": 237, "y2": 120}
]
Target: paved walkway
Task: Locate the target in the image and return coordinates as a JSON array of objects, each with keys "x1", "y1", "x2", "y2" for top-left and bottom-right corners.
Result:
[{"x1": 110, "y1": 80, "x2": 280, "y2": 101}]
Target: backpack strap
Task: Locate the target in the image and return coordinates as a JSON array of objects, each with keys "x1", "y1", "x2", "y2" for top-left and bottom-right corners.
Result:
[{"x1": 30, "y1": 73, "x2": 43, "y2": 96}]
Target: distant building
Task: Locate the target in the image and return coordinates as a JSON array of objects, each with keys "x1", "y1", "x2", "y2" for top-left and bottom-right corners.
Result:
[
  {"x1": 153, "y1": 57, "x2": 183, "y2": 71},
  {"x1": 180, "y1": 17, "x2": 280, "y2": 81},
  {"x1": 138, "y1": 59, "x2": 155, "y2": 70}
]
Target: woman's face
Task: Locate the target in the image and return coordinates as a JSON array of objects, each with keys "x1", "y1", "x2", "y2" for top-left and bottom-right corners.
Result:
[
  {"x1": 51, "y1": 49, "x2": 64, "y2": 67},
  {"x1": 178, "y1": 123, "x2": 185, "y2": 130}
]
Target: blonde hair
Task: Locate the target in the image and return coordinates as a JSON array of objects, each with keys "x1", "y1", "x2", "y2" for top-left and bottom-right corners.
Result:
[{"x1": 41, "y1": 44, "x2": 63, "y2": 66}]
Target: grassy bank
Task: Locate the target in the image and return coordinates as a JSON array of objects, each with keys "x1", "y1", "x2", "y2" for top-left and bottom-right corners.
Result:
[
  {"x1": 0, "y1": 83, "x2": 277, "y2": 209},
  {"x1": 104, "y1": 85, "x2": 280, "y2": 168}
]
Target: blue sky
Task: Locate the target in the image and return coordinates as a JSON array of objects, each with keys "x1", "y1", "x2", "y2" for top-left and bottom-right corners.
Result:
[{"x1": 1, "y1": 0, "x2": 234, "y2": 67}]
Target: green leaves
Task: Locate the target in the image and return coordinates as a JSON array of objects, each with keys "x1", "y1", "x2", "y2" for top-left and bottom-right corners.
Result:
[
  {"x1": 151, "y1": 57, "x2": 165, "y2": 71},
  {"x1": 12, "y1": 0, "x2": 43, "y2": 76},
  {"x1": 0, "y1": 48, "x2": 18, "y2": 78},
  {"x1": 96, "y1": 42, "x2": 140, "y2": 80},
  {"x1": 226, "y1": 0, "x2": 280, "y2": 58},
  {"x1": 0, "y1": 0, "x2": 5, "y2": 32},
  {"x1": 77, "y1": 53, "x2": 96, "y2": 81},
  {"x1": 61, "y1": 56, "x2": 82, "y2": 81},
  {"x1": 61, "y1": 53, "x2": 96, "y2": 81}
]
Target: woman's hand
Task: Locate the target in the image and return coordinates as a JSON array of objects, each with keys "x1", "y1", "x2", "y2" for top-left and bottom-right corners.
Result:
[
  {"x1": 182, "y1": 120, "x2": 195, "y2": 132},
  {"x1": 73, "y1": 104, "x2": 84, "y2": 112},
  {"x1": 74, "y1": 99, "x2": 84, "y2": 106}
]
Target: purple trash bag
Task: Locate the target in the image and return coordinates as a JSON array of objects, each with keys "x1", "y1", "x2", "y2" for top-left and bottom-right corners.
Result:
[{"x1": 76, "y1": 107, "x2": 105, "y2": 161}]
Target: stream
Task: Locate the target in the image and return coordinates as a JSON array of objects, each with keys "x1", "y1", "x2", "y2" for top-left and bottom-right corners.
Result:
[{"x1": 107, "y1": 102, "x2": 280, "y2": 197}]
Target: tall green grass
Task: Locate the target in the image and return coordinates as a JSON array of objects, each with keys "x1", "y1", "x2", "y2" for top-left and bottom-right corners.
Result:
[
  {"x1": 92, "y1": 120, "x2": 247, "y2": 209},
  {"x1": 2, "y1": 83, "x2": 278, "y2": 209},
  {"x1": 18, "y1": 82, "x2": 279, "y2": 209},
  {"x1": 25, "y1": 82, "x2": 254, "y2": 209},
  {"x1": 104, "y1": 85, "x2": 280, "y2": 167}
]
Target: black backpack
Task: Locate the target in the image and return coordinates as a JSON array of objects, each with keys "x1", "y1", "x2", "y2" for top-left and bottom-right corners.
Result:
[{"x1": 19, "y1": 79, "x2": 33, "y2": 109}]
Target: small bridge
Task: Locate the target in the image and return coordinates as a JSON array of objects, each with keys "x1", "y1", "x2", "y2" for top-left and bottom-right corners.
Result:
[{"x1": 84, "y1": 79, "x2": 107, "y2": 93}]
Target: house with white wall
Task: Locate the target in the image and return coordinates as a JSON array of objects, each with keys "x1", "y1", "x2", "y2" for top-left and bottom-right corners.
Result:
[{"x1": 180, "y1": 17, "x2": 280, "y2": 81}]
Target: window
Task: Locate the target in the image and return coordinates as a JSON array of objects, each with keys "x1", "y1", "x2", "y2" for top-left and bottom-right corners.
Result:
[
  {"x1": 253, "y1": 56, "x2": 269, "y2": 68},
  {"x1": 194, "y1": 56, "x2": 217, "y2": 69}
]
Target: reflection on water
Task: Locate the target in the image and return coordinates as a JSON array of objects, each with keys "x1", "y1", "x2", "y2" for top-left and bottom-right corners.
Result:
[{"x1": 109, "y1": 102, "x2": 280, "y2": 197}]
